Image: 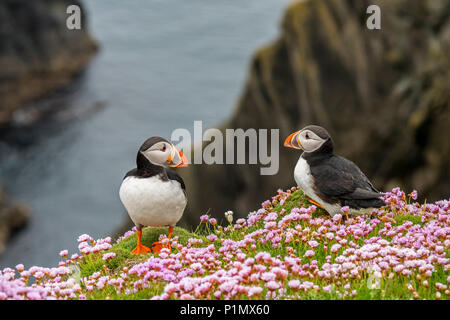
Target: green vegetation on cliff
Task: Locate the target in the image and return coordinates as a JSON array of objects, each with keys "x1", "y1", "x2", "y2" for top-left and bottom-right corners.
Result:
[{"x1": 65, "y1": 188, "x2": 449, "y2": 300}]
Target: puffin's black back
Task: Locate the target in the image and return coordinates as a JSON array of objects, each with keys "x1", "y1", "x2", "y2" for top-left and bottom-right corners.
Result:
[{"x1": 307, "y1": 154, "x2": 386, "y2": 209}]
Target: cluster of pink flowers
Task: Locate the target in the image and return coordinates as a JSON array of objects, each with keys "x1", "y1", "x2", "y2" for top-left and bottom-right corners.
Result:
[
  {"x1": 0, "y1": 187, "x2": 449, "y2": 300},
  {"x1": 78, "y1": 236, "x2": 112, "y2": 255},
  {"x1": 0, "y1": 232, "x2": 115, "y2": 299},
  {"x1": 0, "y1": 264, "x2": 81, "y2": 300}
]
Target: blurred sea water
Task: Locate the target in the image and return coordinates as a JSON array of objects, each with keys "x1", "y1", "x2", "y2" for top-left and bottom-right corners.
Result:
[{"x1": 0, "y1": 0, "x2": 289, "y2": 268}]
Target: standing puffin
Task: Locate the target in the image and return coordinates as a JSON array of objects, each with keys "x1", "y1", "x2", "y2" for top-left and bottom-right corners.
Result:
[
  {"x1": 284, "y1": 125, "x2": 386, "y2": 216},
  {"x1": 119, "y1": 137, "x2": 188, "y2": 254}
]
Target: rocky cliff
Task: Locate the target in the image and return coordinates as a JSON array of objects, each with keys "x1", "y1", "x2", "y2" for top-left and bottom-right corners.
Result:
[
  {"x1": 0, "y1": 186, "x2": 30, "y2": 254},
  {"x1": 0, "y1": 0, "x2": 97, "y2": 249},
  {"x1": 0, "y1": 0, "x2": 98, "y2": 126},
  {"x1": 179, "y1": 0, "x2": 450, "y2": 225}
]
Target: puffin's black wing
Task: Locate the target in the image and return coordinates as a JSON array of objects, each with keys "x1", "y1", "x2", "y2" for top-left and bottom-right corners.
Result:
[
  {"x1": 124, "y1": 168, "x2": 138, "y2": 179},
  {"x1": 310, "y1": 155, "x2": 385, "y2": 208},
  {"x1": 165, "y1": 168, "x2": 186, "y2": 192}
]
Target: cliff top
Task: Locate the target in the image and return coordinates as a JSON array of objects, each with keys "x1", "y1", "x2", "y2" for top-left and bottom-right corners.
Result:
[{"x1": 1, "y1": 186, "x2": 449, "y2": 300}]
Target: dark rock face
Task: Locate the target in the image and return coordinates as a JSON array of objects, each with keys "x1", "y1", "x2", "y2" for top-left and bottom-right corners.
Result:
[
  {"x1": 180, "y1": 0, "x2": 450, "y2": 225},
  {"x1": 0, "y1": 0, "x2": 97, "y2": 250},
  {"x1": 0, "y1": 186, "x2": 30, "y2": 254},
  {"x1": 0, "y1": 0, "x2": 98, "y2": 126}
]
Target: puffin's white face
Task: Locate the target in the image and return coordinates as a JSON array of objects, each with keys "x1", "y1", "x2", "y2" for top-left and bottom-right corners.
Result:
[
  {"x1": 284, "y1": 129, "x2": 327, "y2": 153},
  {"x1": 297, "y1": 129, "x2": 327, "y2": 153},
  {"x1": 141, "y1": 142, "x2": 188, "y2": 167}
]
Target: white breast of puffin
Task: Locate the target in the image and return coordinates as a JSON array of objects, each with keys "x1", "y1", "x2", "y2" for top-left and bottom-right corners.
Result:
[
  {"x1": 294, "y1": 157, "x2": 341, "y2": 216},
  {"x1": 119, "y1": 175, "x2": 187, "y2": 227}
]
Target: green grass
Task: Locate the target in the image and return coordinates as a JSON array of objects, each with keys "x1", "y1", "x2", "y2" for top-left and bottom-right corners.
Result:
[
  {"x1": 272, "y1": 189, "x2": 328, "y2": 217},
  {"x1": 393, "y1": 214, "x2": 425, "y2": 227},
  {"x1": 79, "y1": 227, "x2": 195, "y2": 278}
]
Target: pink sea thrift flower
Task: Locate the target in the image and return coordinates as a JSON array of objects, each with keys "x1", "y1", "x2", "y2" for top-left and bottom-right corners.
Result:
[
  {"x1": 102, "y1": 252, "x2": 116, "y2": 261},
  {"x1": 308, "y1": 240, "x2": 319, "y2": 248},
  {"x1": 304, "y1": 250, "x2": 315, "y2": 258},
  {"x1": 409, "y1": 190, "x2": 418, "y2": 201},
  {"x1": 262, "y1": 200, "x2": 271, "y2": 207},
  {"x1": 331, "y1": 244, "x2": 341, "y2": 254},
  {"x1": 266, "y1": 281, "x2": 280, "y2": 290},
  {"x1": 248, "y1": 287, "x2": 263, "y2": 297},
  {"x1": 288, "y1": 280, "x2": 301, "y2": 289},
  {"x1": 77, "y1": 234, "x2": 92, "y2": 242}
]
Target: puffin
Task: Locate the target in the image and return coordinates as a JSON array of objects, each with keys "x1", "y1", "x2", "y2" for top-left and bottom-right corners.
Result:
[
  {"x1": 119, "y1": 137, "x2": 188, "y2": 254},
  {"x1": 284, "y1": 125, "x2": 386, "y2": 216}
]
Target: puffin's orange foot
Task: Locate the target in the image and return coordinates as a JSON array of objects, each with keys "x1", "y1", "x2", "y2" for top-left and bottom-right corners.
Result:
[
  {"x1": 131, "y1": 243, "x2": 151, "y2": 255},
  {"x1": 309, "y1": 199, "x2": 325, "y2": 209},
  {"x1": 152, "y1": 241, "x2": 171, "y2": 254}
]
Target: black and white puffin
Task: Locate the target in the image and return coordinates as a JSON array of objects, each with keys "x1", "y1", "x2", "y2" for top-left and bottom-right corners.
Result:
[
  {"x1": 119, "y1": 137, "x2": 188, "y2": 254},
  {"x1": 284, "y1": 125, "x2": 386, "y2": 216}
]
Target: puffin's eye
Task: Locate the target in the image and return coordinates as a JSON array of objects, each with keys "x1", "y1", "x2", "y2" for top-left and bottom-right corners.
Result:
[
  {"x1": 161, "y1": 145, "x2": 166, "y2": 152},
  {"x1": 305, "y1": 133, "x2": 310, "y2": 139}
]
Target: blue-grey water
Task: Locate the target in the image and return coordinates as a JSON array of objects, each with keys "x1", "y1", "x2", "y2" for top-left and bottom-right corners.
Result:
[{"x1": 0, "y1": 0, "x2": 289, "y2": 268}]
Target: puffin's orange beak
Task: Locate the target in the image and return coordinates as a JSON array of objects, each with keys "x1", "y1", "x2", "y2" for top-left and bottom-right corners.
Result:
[
  {"x1": 284, "y1": 131, "x2": 302, "y2": 149},
  {"x1": 168, "y1": 146, "x2": 189, "y2": 167}
]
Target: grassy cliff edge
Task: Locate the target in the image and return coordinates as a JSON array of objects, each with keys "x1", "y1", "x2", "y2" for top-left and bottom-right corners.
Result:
[{"x1": 1, "y1": 187, "x2": 448, "y2": 300}]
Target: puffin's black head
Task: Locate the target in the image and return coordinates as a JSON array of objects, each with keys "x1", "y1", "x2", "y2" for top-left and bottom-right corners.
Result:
[
  {"x1": 137, "y1": 136, "x2": 188, "y2": 170},
  {"x1": 284, "y1": 125, "x2": 334, "y2": 154}
]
